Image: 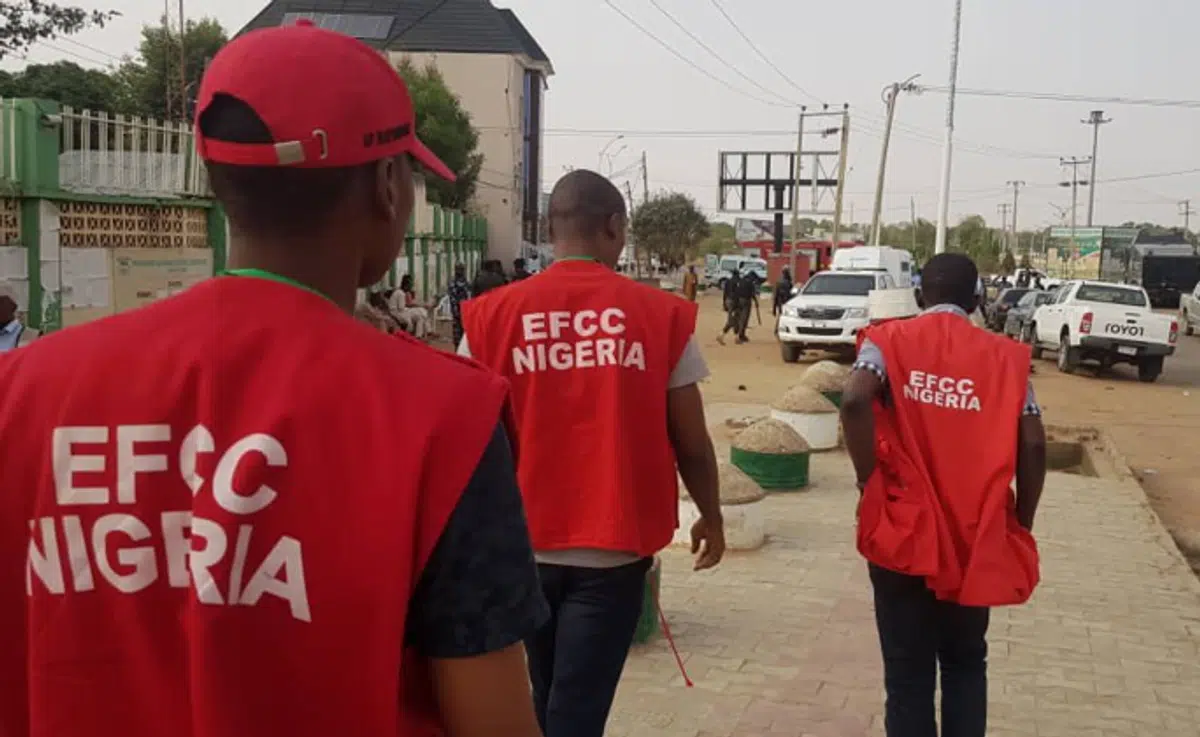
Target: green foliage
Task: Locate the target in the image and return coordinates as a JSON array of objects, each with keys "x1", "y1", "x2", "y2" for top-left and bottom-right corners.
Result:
[
  {"x1": 1000, "y1": 250, "x2": 1017, "y2": 275},
  {"x1": 395, "y1": 58, "x2": 482, "y2": 210},
  {"x1": 113, "y1": 17, "x2": 227, "y2": 120},
  {"x1": 0, "y1": 60, "x2": 119, "y2": 109},
  {"x1": 700, "y1": 221, "x2": 737, "y2": 256},
  {"x1": 630, "y1": 192, "x2": 710, "y2": 268},
  {"x1": 0, "y1": 1, "x2": 118, "y2": 61}
]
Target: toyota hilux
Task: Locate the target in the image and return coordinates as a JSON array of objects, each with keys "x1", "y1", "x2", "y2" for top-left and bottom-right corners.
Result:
[{"x1": 777, "y1": 270, "x2": 895, "y2": 363}]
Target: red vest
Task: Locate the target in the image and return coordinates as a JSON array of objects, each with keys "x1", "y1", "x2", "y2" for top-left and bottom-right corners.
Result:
[
  {"x1": 0, "y1": 277, "x2": 507, "y2": 737},
  {"x1": 461, "y1": 260, "x2": 697, "y2": 556},
  {"x1": 856, "y1": 311, "x2": 1040, "y2": 606}
]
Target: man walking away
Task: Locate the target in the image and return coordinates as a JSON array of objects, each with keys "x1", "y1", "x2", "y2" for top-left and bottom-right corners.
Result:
[
  {"x1": 717, "y1": 268, "x2": 744, "y2": 345},
  {"x1": 735, "y1": 271, "x2": 760, "y2": 342},
  {"x1": 459, "y1": 169, "x2": 726, "y2": 737},
  {"x1": 773, "y1": 267, "x2": 793, "y2": 317},
  {"x1": 840, "y1": 253, "x2": 1047, "y2": 737},
  {"x1": 0, "y1": 22, "x2": 546, "y2": 737},
  {"x1": 512, "y1": 258, "x2": 532, "y2": 281},
  {"x1": 682, "y1": 264, "x2": 699, "y2": 302},
  {"x1": 447, "y1": 262, "x2": 472, "y2": 346}
]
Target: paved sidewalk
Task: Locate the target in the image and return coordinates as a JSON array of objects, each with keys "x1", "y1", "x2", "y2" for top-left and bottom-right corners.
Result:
[{"x1": 608, "y1": 409, "x2": 1200, "y2": 737}]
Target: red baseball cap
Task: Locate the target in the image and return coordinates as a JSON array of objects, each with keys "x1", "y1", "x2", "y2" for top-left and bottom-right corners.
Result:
[{"x1": 195, "y1": 20, "x2": 455, "y2": 181}]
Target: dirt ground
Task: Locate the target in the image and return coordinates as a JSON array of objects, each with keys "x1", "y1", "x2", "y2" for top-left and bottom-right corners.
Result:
[{"x1": 692, "y1": 292, "x2": 1200, "y2": 572}]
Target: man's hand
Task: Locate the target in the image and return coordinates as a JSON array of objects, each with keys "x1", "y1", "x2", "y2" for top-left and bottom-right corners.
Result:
[{"x1": 690, "y1": 516, "x2": 725, "y2": 571}]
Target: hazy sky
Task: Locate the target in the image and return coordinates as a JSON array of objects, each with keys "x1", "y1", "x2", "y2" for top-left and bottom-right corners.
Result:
[{"x1": 7, "y1": 0, "x2": 1199, "y2": 230}]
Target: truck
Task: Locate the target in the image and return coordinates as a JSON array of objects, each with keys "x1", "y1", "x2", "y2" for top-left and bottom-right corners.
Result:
[
  {"x1": 831, "y1": 245, "x2": 914, "y2": 288},
  {"x1": 1030, "y1": 280, "x2": 1178, "y2": 382},
  {"x1": 707, "y1": 254, "x2": 768, "y2": 289},
  {"x1": 776, "y1": 269, "x2": 897, "y2": 363}
]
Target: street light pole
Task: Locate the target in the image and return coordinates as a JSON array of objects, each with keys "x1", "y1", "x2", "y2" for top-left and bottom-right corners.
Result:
[
  {"x1": 870, "y1": 74, "x2": 919, "y2": 246},
  {"x1": 1082, "y1": 110, "x2": 1111, "y2": 227},
  {"x1": 934, "y1": 0, "x2": 963, "y2": 255}
]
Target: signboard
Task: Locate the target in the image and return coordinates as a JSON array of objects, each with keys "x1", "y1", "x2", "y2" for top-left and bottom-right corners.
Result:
[
  {"x1": 111, "y1": 248, "x2": 213, "y2": 313},
  {"x1": 734, "y1": 218, "x2": 776, "y2": 243}
]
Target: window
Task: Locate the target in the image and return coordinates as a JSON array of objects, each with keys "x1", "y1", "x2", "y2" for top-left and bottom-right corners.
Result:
[
  {"x1": 1055, "y1": 286, "x2": 1072, "y2": 304},
  {"x1": 802, "y1": 273, "x2": 876, "y2": 297},
  {"x1": 999, "y1": 288, "x2": 1030, "y2": 305},
  {"x1": 1075, "y1": 283, "x2": 1148, "y2": 307},
  {"x1": 281, "y1": 12, "x2": 393, "y2": 39},
  {"x1": 900, "y1": 261, "x2": 910, "y2": 272}
]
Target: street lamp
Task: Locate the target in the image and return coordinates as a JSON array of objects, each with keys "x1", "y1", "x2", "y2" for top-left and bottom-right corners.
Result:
[
  {"x1": 934, "y1": 0, "x2": 963, "y2": 254},
  {"x1": 598, "y1": 134, "x2": 625, "y2": 171}
]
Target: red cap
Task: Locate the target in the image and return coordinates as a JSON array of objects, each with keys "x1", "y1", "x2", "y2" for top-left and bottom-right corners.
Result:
[{"x1": 195, "y1": 21, "x2": 455, "y2": 181}]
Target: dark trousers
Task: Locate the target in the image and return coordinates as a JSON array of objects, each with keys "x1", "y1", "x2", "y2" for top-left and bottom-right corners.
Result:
[
  {"x1": 870, "y1": 564, "x2": 991, "y2": 737},
  {"x1": 525, "y1": 558, "x2": 652, "y2": 737}
]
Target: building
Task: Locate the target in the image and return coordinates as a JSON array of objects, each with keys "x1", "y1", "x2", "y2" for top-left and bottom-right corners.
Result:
[{"x1": 240, "y1": 0, "x2": 552, "y2": 265}]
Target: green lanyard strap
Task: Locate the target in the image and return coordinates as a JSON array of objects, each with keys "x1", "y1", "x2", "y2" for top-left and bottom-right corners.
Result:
[{"x1": 223, "y1": 268, "x2": 334, "y2": 303}]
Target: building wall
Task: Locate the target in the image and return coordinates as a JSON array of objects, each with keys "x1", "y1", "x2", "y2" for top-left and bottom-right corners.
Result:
[{"x1": 393, "y1": 50, "x2": 535, "y2": 265}]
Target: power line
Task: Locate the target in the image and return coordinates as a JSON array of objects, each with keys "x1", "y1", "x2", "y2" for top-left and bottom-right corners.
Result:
[
  {"x1": 706, "y1": 0, "x2": 823, "y2": 105},
  {"x1": 921, "y1": 86, "x2": 1200, "y2": 109},
  {"x1": 601, "y1": 0, "x2": 787, "y2": 109},
  {"x1": 647, "y1": 0, "x2": 795, "y2": 107}
]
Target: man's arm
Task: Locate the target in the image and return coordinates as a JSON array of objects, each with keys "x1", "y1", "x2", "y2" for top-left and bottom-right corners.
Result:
[
  {"x1": 840, "y1": 369, "x2": 884, "y2": 487},
  {"x1": 406, "y1": 424, "x2": 547, "y2": 737},
  {"x1": 1015, "y1": 395, "x2": 1047, "y2": 531}
]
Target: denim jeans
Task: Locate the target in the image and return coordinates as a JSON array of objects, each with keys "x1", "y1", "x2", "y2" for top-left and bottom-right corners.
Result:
[
  {"x1": 869, "y1": 564, "x2": 991, "y2": 737},
  {"x1": 525, "y1": 557, "x2": 652, "y2": 737}
]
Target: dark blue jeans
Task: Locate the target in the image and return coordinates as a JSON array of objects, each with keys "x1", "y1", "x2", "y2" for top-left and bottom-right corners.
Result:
[
  {"x1": 525, "y1": 558, "x2": 652, "y2": 737},
  {"x1": 870, "y1": 564, "x2": 991, "y2": 737}
]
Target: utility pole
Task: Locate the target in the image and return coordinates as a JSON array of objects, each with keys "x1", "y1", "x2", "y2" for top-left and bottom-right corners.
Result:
[
  {"x1": 178, "y1": 0, "x2": 187, "y2": 121},
  {"x1": 625, "y1": 181, "x2": 638, "y2": 277},
  {"x1": 640, "y1": 151, "x2": 648, "y2": 205},
  {"x1": 997, "y1": 203, "x2": 1010, "y2": 250},
  {"x1": 870, "y1": 75, "x2": 919, "y2": 246},
  {"x1": 830, "y1": 104, "x2": 850, "y2": 254},
  {"x1": 790, "y1": 107, "x2": 806, "y2": 254},
  {"x1": 1060, "y1": 156, "x2": 1091, "y2": 263},
  {"x1": 934, "y1": 0, "x2": 963, "y2": 254},
  {"x1": 1082, "y1": 110, "x2": 1111, "y2": 227},
  {"x1": 163, "y1": 0, "x2": 174, "y2": 120},
  {"x1": 1180, "y1": 200, "x2": 1196, "y2": 231},
  {"x1": 1007, "y1": 180, "x2": 1024, "y2": 253}
]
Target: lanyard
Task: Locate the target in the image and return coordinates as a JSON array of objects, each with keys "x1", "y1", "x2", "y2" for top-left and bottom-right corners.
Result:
[{"x1": 223, "y1": 268, "x2": 334, "y2": 304}]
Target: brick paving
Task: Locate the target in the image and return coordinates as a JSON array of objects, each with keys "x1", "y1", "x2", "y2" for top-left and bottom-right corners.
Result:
[{"x1": 608, "y1": 404, "x2": 1200, "y2": 737}]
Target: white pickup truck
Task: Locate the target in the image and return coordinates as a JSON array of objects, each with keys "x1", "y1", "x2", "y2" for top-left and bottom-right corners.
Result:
[
  {"x1": 1178, "y1": 280, "x2": 1200, "y2": 336},
  {"x1": 1030, "y1": 280, "x2": 1178, "y2": 382},
  {"x1": 777, "y1": 270, "x2": 895, "y2": 363}
]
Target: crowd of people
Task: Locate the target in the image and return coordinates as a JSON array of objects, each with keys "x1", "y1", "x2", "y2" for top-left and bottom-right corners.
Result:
[{"x1": 0, "y1": 20, "x2": 1048, "y2": 737}]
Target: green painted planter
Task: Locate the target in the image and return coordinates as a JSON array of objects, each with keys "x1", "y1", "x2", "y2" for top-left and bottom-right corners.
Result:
[
  {"x1": 730, "y1": 447, "x2": 810, "y2": 490},
  {"x1": 632, "y1": 556, "x2": 662, "y2": 645},
  {"x1": 822, "y1": 391, "x2": 843, "y2": 408}
]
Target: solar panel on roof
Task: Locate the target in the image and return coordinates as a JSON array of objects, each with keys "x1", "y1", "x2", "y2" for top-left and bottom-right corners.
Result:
[{"x1": 280, "y1": 12, "x2": 394, "y2": 40}]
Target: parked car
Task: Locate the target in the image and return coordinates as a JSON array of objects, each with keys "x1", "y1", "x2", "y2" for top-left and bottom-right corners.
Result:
[
  {"x1": 1003, "y1": 290, "x2": 1057, "y2": 342},
  {"x1": 985, "y1": 287, "x2": 1034, "y2": 331},
  {"x1": 1179, "y1": 280, "x2": 1200, "y2": 336},
  {"x1": 1030, "y1": 280, "x2": 1178, "y2": 382}
]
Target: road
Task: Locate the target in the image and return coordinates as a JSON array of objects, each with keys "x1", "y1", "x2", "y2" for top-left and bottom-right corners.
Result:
[{"x1": 694, "y1": 294, "x2": 1200, "y2": 572}]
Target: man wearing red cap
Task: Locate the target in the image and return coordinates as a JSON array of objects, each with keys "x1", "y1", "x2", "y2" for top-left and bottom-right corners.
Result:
[{"x1": 0, "y1": 22, "x2": 545, "y2": 737}]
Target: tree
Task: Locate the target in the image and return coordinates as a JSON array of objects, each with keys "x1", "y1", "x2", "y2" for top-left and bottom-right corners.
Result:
[
  {"x1": 0, "y1": 1, "x2": 118, "y2": 61},
  {"x1": 630, "y1": 192, "x2": 710, "y2": 269},
  {"x1": 1000, "y1": 250, "x2": 1017, "y2": 275},
  {"x1": 699, "y1": 221, "x2": 737, "y2": 256},
  {"x1": 395, "y1": 59, "x2": 482, "y2": 210},
  {"x1": 1, "y1": 60, "x2": 120, "y2": 110},
  {"x1": 113, "y1": 17, "x2": 227, "y2": 120}
]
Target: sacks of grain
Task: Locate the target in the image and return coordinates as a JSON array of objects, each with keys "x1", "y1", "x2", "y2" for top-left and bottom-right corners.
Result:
[
  {"x1": 770, "y1": 385, "x2": 839, "y2": 451},
  {"x1": 730, "y1": 418, "x2": 811, "y2": 490},
  {"x1": 799, "y1": 360, "x2": 851, "y2": 407},
  {"x1": 674, "y1": 460, "x2": 767, "y2": 550}
]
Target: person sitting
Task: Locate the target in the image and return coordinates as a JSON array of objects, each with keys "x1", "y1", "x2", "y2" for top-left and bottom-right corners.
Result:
[{"x1": 389, "y1": 275, "x2": 430, "y2": 339}]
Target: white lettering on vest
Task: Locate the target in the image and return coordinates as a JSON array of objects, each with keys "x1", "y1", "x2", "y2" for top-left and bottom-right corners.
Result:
[
  {"x1": 511, "y1": 309, "x2": 646, "y2": 375},
  {"x1": 902, "y1": 370, "x2": 982, "y2": 412},
  {"x1": 28, "y1": 424, "x2": 312, "y2": 623}
]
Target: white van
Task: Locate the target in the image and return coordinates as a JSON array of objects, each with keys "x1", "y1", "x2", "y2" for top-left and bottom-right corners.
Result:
[
  {"x1": 712, "y1": 254, "x2": 768, "y2": 289},
  {"x1": 832, "y1": 246, "x2": 913, "y2": 288}
]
